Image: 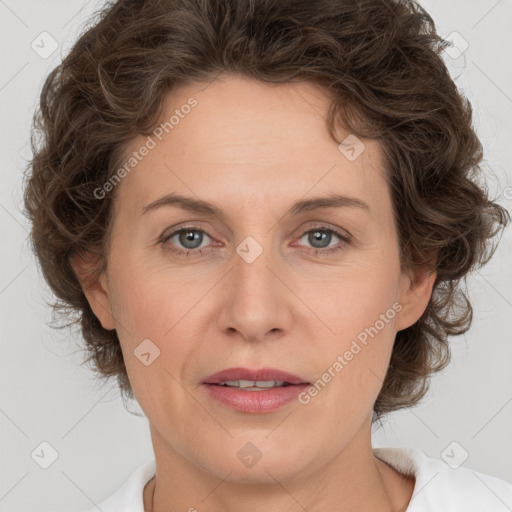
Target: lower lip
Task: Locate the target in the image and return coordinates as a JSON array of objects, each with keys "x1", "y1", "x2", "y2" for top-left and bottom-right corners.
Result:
[{"x1": 202, "y1": 383, "x2": 309, "y2": 413}]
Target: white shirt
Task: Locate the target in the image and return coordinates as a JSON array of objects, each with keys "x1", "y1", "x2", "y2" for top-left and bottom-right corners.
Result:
[{"x1": 82, "y1": 446, "x2": 512, "y2": 511}]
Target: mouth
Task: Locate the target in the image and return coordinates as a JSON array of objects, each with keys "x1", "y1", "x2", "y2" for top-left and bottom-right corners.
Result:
[
  {"x1": 210, "y1": 380, "x2": 298, "y2": 390},
  {"x1": 201, "y1": 367, "x2": 311, "y2": 413},
  {"x1": 202, "y1": 367, "x2": 310, "y2": 386}
]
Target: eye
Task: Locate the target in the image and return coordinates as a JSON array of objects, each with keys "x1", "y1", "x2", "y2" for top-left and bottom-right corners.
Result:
[
  {"x1": 160, "y1": 223, "x2": 351, "y2": 258},
  {"x1": 161, "y1": 226, "x2": 214, "y2": 257},
  {"x1": 294, "y1": 224, "x2": 351, "y2": 256}
]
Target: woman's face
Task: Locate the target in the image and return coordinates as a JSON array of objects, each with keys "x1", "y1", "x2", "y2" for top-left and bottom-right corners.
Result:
[{"x1": 79, "y1": 74, "x2": 433, "y2": 483}]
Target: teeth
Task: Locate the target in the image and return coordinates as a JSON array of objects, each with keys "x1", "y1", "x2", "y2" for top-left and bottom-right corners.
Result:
[{"x1": 219, "y1": 380, "x2": 286, "y2": 389}]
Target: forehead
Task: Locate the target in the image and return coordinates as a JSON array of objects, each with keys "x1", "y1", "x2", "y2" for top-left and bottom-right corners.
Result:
[{"x1": 114, "y1": 74, "x2": 388, "y2": 218}]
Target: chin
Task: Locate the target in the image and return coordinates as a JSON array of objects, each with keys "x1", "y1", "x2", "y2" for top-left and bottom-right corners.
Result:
[{"x1": 201, "y1": 440, "x2": 313, "y2": 482}]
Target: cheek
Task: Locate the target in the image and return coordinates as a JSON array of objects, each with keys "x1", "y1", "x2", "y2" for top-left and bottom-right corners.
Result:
[
  {"x1": 106, "y1": 251, "x2": 221, "y2": 377},
  {"x1": 108, "y1": 246, "x2": 192, "y2": 334},
  {"x1": 300, "y1": 259, "x2": 401, "y2": 411},
  {"x1": 314, "y1": 255, "x2": 401, "y2": 336},
  {"x1": 107, "y1": 269, "x2": 200, "y2": 419},
  {"x1": 105, "y1": 258, "x2": 190, "y2": 380}
]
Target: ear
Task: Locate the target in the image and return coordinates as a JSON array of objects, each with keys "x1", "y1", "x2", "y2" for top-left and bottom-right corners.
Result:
[
  {"x1": 71, "y1": 251, "x2": 116, "y2": 331},
  {"x1": 395, "y1": 265, "x2": 436, "y2": 332}
]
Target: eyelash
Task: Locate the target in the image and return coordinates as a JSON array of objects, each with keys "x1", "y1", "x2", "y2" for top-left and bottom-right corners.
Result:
[{"x1": 160, "y1": 223, "x2": 351, "y2": 258}]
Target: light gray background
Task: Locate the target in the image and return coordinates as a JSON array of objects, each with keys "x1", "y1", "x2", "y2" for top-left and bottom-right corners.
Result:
[{"x1": 1, "y1": 1, "x2": 511, "y2": 511}]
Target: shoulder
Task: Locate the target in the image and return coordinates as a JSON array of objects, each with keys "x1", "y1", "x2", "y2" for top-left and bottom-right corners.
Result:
[
  {"x1": 80, "y1": 459, "x2": 156, "y2": 512},
  {"x1": 374, "y1": 446, "x2": 512, "y2": 512}
]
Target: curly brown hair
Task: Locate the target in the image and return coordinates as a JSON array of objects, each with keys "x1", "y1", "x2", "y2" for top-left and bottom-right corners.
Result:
[{"x1": 23, "y1": 0, "x2": 509, "y2": 424}]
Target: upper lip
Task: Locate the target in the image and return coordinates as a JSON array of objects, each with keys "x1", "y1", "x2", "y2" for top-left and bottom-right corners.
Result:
[{"x1": 202, "y1": 367, "x2": 310, "y2": 385}]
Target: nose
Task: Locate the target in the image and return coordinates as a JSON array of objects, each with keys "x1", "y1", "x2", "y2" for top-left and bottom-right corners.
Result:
[{"x1": 216, "y1": 236, "x2": 294, "y2": 343}]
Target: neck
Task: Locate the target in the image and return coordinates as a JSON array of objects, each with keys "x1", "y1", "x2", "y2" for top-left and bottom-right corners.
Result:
[{"x1": 143, "y1": 424, "x2": 414, "y2": 512}]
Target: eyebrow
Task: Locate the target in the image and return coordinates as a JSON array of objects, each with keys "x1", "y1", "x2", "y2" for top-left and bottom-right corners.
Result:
[{"x1": 141, "y1": 192, "x2": 370, "y2": 219}]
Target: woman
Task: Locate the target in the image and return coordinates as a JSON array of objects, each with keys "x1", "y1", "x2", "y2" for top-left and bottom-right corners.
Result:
[{"x1": 23, "y1": 0, "x2": 512, "y2": 510}]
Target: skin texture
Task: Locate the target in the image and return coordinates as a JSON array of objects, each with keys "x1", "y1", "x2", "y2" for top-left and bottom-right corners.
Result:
[{"x1": 73, "y1": 74, "x2": 435, "y2": 512}]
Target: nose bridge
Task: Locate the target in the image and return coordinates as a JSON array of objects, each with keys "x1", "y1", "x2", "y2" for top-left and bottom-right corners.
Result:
[
  {"x1": 233, "y1": 231, "x2": 279, "y2": 304},
  {"x1": 218, "y1": 230, "x2": 290, "y2": 340}
]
